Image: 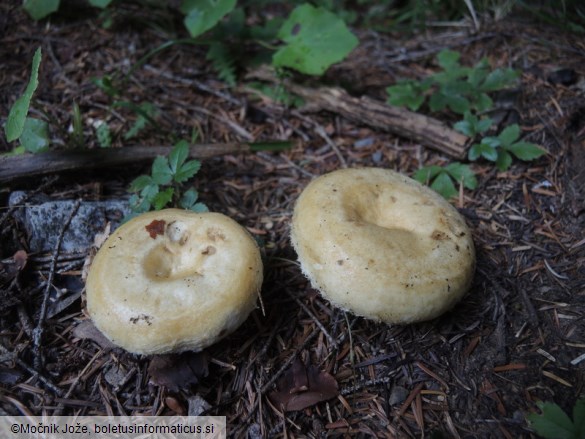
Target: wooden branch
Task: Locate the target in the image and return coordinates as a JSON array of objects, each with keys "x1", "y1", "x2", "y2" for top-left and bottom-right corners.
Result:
[
  {"x1": 247, "y1": 69, "x2": 470, "y2": 159},
  {"x1": 0, "y1": 143, "x2": 252, "y2": 185}
]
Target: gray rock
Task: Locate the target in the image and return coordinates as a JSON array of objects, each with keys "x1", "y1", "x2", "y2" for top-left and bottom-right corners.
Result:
[{"x1": 9, "y1": 191, "x2": 130, "y2": 253}]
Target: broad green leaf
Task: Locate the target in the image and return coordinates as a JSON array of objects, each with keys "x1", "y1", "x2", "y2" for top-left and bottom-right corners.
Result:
[
  {"x1": 23, "y1": 0, "x2": 59, "y2": 20},
  {"x1": 496, "y1": 150, "x2": 513, "y2": 171},
  {"x1": 498, "y1": 124, "x2": 520, "y2": 147},
  {"x1": 96, "y1": 123, "x2": 111, "y2": 148},
  {"x1": 477, "y1": 117, "x2": 493, "y2": 133},
  {"x1": 140, "y1": 183, "x2": 160, "y2": 201},
  {"x1": 89, "y1": 0, "x2": 112, "y2": 7},
  {"x1": 467, "y1": 62, "x2": 489, "y2": 87},
  {"x1": 443, "y1": 94, "x2": 470, "y2": 115},
  {"x1": 152, "y1": 187, "x2": 174, "y2": 210},
  {"x1": 169, "y1": 140, "x2": 189, "y2": 175},
  {"x1": 174, "y1": 159, "x2": 202, "y2": 183},
  {"x1": 206, "y1": 42, "x2": 237, "y2": 86},
  {"x1": 506, "y1": 142, "x2": 547, "y2": 161},
  {"x1": 19, "y1": 117, "x2": 49, "y2": 153},
  {"x1": 468, "y1": 144, "x2": 482, "y2": 161},
  {"x1": 179, "y1": 188, "x2": 199, "y2": 209},
  {"x1": 478, "y1": 142, "x2": 499, "y2": 161},
  {"x1": 151, "y1": 156, "x2": 173, "y2": 185},
  {"x1": 273, "y1": 4, "x2": 359, "y2": 75},
  {"x1": 128, "y1": 194, "x2": 151, "y2": 214},
  {"x1": 386, "y1": 82, "x2": 425, "y2": 111},
  {"x1": 527, "y1": 402, "x2": 577, "y2": 439},
  {"x1": 436, "y1": 49, "x2": 461, "y2": 70},
  {"x1": 445, "y1": 162, "x2": 477, "y2": 189},
  {"x1": 573, "y1": 399, "x2": 585, "y2": 437},
  {"x1": 430, "y1": 172, "x2": 457, "y2": 199},
  {"x1": 6, "y1": 47, "x2": 42, "y2": 142},
  {"x1": 413, "y1": 165, "x2": 443, "y2": 184},
  {"x1": 190, "y1": 202, "x2": 209, "y2": 213},
  {"x1": 181, "y1": 0, "x2": 237, "y2": 38},
  {"x1": 129, "y1": 175, "x2": 154, "y2": 192},
  {"x1": 428, "y1": 92, "x2": 448, "y2": 112},
  {"x1": 480, "y1": 68, "x2": 519, "y2": 92},
  {"x1": 474, "y1": 93, "x2": 493, "y2": 112},
  {"x1": 454, "y1": 119, "x2": 474, "y2": 137}
]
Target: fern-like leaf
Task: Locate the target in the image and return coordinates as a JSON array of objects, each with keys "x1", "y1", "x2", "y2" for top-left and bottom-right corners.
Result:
[{"x1": 206, "y1": 42, "x2": 237, "y2": 86}]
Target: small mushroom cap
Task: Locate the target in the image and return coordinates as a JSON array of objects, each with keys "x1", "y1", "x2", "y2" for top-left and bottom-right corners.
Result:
[
  {"x1": 86, "y1": 209, "x2": 263, "y2": 355},
  {"x1": 290, "y1": 168, "x2": 475, "y2": 324}
]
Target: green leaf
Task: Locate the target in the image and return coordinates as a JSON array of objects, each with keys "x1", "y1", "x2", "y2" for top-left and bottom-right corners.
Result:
[
  {"x1": 477, "y1": 117, "x2": 493, "y2": 133},
  {"x1": 96, "y1": 123, "x2": 111, "y2": 148},
  {"x1": 496, "y1": 150, "x2": 513, "y2": 171},
  {"x1": 386, "y1": 82, "x2": 425, "y2": 111},
  {"x1": 92, "y1": 76, "x2": 119, "y2": 97},
  {"x1": 474, "y1": 93, "x2": 493, "y2": 112},
  {"x1": 206, "y1": 42, "x2": 237, "y2": 86},
  {"x1": 179, "y1": 188, "x2": 199, "y2": 209},
  {"x1": 19, "y1": 117, "x2": 50, "y2": 153},
  {"x1": 527, "y1": 402, "x2": 577, "y2": 439},
  {"x1": 121, "y1": 102, "x2": 159, "y2": 140},
  {"x1": 467, "y1": 62, "x2": 489, "y2": 87},
  {"x1": 23, "y1": 0, "x2": 59, "y2": 20},
  {"x1": 413, "y1": 165, "x2": 443, "y2": 184},
  {"x1": 140, "y1": 183, "x2": 160, "y2": 201},
  {"x1": 5, "y1": 47, "x2": 42, "y2": 142},
  {"x1": 480, "y1": 68, "x2": 520, "y2": 92},
  {"x1": 468, "y1": 144, "x2": 482, "y2": 161},
  {"x1": 445, "y1": 162, "x2": 477, "y2": 189},
  {"x1": 430, "y1": 172, "x2": 457, "y2": 199},
  {"x1": 573, "y1": 399, "x2": 585, "y2": 437},
  {"x1": 273, "y1": 4, "x2": 359, "y2": 75},
  {"x1": 181, "y1": 0, "x2": 237, "y2": 38},
  {"x1": 478, "y1": 141, "x2": 499, "y2": 161},
  {"x1": 432, "y1": 92, "x2": 469, "y2": 115},
  {"x1": 174, "y1": 159, "x2": 202, "y2": 183},
  {"x1": 506, "y1": 141, "x2": 547, "y2": 161},
  {"x1": 151, "y1": 156, "x2": 173, "y2": 185},
  {"x1": 436, "y1": 49, "x2": 461, "y2": 70},
  {"x1": 169, "y1": 140, "x2": 189, "y2": 175},
  {"x1": 498, "y1": 124, "x2": 520, "y2": 147},
  {"x1": 454, "y1": 119, "x2": 474, "y2": 137},
  {"x1": 152, "y1": 187, "x2": 174, "y2": 210},
  {"x1": 128, "y1": 194, "x2": 151, "y2": 214},
  {"x1": 129, "y1": 175, "x2": 154, "y2": 192},
  {"x1": 190, "y1": 202, "x2": 209, "y2": 213},
  {"x1": 89, "y1": 0, "x2": 112, "y2": 7}
]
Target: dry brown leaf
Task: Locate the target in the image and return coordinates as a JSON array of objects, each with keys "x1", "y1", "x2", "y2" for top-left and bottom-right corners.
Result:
[
  {"x1": 72, "y1": 320, "x2": 117, "y2": 350},
  {"x1": 268, "y1": 358, "x2": 339, "y2": 412},
  {"x1": 148, "y1": 352, "x2": 209, "y2": 392}
]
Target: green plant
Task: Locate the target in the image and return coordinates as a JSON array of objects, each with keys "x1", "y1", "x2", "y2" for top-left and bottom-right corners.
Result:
[
  {"x1": 527, "y1": 398, "x2": 585, "y2": 439},
  {"x1": 387, "y1": 49, "x2": 520, "y2": 115},
  {"x1": 413, "y1": 162, "x2": 477, "y2": 199},
  {"x1": 465, "y1": 123, "x2": 546, "y2": 171},
  {"x1": 127, "y1": 140, "x2": 208, "y2": 217},
  {"x1": 4, "y1": 47, "x2": 50, "y2": 154}
]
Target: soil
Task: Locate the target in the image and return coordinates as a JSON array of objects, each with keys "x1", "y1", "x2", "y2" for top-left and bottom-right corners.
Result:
[{"x1": 1, "y1": 2, "x2": 584, "y2": 438}]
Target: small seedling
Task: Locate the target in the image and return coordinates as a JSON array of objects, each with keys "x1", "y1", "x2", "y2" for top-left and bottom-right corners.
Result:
[
  {"x1": 527, "y1": 398, "x2": 585, "y2": 439},
  {"x1": 467, "y1": 124, "x2": 546, "y2": 171},
  {"x1": 413, "y1": 162, "x2": 477, "y2": 199},
  {"x1": 4, "y1": 47, "x2": 50, "y2": 154},
  {"x1": 127, "y1": 140, "x2": 208, "y2": 218},
  {"x1": 387, "y1": 49, "x2": 520, "y2": 115}
]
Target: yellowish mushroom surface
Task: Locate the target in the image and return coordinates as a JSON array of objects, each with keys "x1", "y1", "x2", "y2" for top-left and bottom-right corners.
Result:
[
  {"x1": 86, "y1": 209, "x2": 263, "y2": 355},
  {"x1": 290, "y1": 168, "x2": 475, "y2": 324}
]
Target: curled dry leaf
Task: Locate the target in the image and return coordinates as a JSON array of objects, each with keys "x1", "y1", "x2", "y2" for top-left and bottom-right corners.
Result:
[
  {"x1": 0, "y1": 250, "x2": 28, "y2": 285},
  {"x1": 148, "y1": 352, "x2": 209, "y2": 392},
  {"x1": 72, "y1": 320, "x2": 117, "y2": 350},
  {"x1": 268, "y1": 358, "x2": 339, "y2": 412}
]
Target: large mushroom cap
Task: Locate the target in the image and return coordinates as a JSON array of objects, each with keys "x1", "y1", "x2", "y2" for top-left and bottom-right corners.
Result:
[
  {"x1": 290, "y1": 168, "x2": 475, "y2": 324},
  {"x1": 86, "y1": 209, "x2": 263, "y2": 355}
]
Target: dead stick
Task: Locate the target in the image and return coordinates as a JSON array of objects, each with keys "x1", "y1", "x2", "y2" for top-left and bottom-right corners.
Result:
[
  {"x1": 246, "y1": 69, "x2": 470, "y2": 159},
  {"x1": 0, "y1": 143, "x2": 253, "y2": 184}
]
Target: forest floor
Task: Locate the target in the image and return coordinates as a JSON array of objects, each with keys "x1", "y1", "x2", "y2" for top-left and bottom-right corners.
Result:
[{"x1": 0, "y1": 2, "x2": 584, "y2": 438}]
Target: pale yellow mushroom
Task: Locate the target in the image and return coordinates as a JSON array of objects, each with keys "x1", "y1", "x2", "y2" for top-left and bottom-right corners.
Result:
[
  {"x1": 86, "y1": 209, "x2": 263, "y2": 355},
  {"x1": 290, "y1": 168, "x2": 475, "y2": 323}
]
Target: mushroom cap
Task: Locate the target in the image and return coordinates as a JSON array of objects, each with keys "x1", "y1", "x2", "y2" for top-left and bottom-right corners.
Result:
[
  {"x1": 86, "y1": 209, "x2": 263, "y2": 355},
  {"x1": 290, "y1": 168, "x2": 475, "y2": 324}
]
